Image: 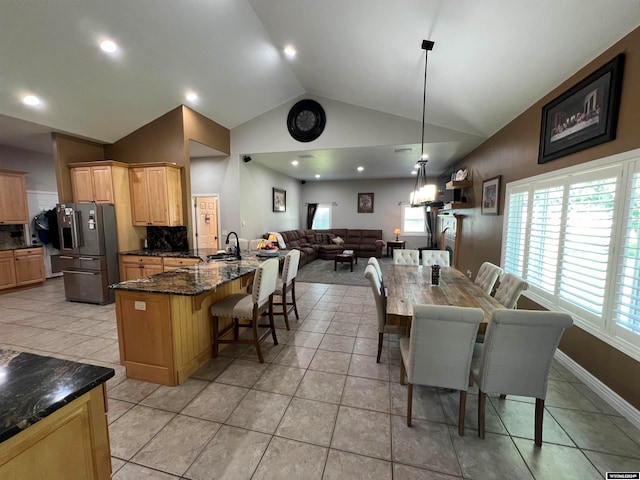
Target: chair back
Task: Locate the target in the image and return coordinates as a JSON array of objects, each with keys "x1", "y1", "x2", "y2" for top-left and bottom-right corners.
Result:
[
  {"x1": 251, "y1": 258, "x2": 279, "y2": 308},
  {"x1": 364, "y1": 264, "x2": 386, "y2": 331},
  {"x1": 474, "y1": 262, "x2": 503, "y2": 295},
  {"x1": 421, "y1": 250, "x2": 450, "y2": 267},
  {"x1": 367, "y1": 257, "x2": 384, "y2": 285},
  {"x1": 494, "y1": 272, "x2": 529, "y2": 309},
  {"x1": 407, "y1": 305, "x2": 483, "y2": 389},
  {"x1": 393, "y1": 249, "x2": 419, "y2": 265},
  {"x1": 474, "y1": 309, "x2": 573, "y2": 399},
  {"x1": 282, "y1": 249, "x2": 301, "y2": 286}
]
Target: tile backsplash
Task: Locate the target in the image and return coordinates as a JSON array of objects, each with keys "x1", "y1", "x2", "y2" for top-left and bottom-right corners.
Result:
[
  {"x1": 147, "y1": 226, "x2": 188, "y2": 251},
  {"x1": 0, "y1": 225, "x2": 25, "y2": 248}
]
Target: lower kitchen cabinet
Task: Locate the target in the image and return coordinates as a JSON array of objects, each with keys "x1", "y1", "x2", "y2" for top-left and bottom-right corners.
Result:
[
  {"x1": 162, "y1": 257, "x2": 202, "y2": 272},
  {"x1": 119, "y1": 255, "x2": 164, "y2": 281},
  {"x1": 0, "y1": 248, "x2": 44, "y2": 291}
]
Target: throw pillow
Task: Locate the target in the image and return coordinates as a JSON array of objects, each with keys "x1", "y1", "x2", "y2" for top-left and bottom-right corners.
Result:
[{"x1": 332, "y1": 236, "x2": 344, "y2": 245}]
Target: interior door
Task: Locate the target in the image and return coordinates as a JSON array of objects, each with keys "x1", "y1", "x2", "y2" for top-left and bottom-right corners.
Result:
[{"x1": 195, "y1": 196, "x2": 219, "y2": 250}]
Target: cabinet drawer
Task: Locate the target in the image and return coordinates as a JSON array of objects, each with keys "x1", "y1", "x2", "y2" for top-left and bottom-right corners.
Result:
[
  {"x1": 14, "y1": 248, "x2": 43, "y2": 258},
  {"x1": 0, "y1": 250, "x2": 14, "y2": 260},
  {"x1": 121, "y1": 255, "x2": 163, "y2": 266},
  {"x1": 163, "y1": 257, "x2": 202, "y2": 268}
]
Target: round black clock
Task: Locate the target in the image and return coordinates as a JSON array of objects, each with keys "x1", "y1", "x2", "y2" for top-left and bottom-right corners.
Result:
[{"x1": 287, "y1": 99, "x2": 326, "y2": 142}]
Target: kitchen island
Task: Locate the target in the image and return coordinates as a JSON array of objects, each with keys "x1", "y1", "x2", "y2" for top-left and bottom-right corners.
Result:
[
  {"x1": 111, "y1": 254, "x2": 279, "y2": 386},
  {"x1": 0, "y1": 349, "x2": 114, "y2": 479}
]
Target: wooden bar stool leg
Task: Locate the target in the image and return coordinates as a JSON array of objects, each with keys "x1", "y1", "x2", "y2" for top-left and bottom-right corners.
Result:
[
  {"x1": 535, "y1": 398, "x2": 544, "y2": 447},
  {"x1": 458, "y1": 390, "x2": 466, "y2": 436},
  {"x1": 269, "y1": 297, "x2": 278, "y2": 346},
  {"x1": 376, "y1": 332, "x2": 384, "y2": 363},
  {"x1": 406, "y1": 383, "x2": 413, "y2": 427},
  {"x1": 478, "y1": 391, "x2": 486, "y2": 439},
  {"x1": 291, "y1": 281, "x2": 299, "y2": 320},
  {"x1": 281, "y1": 286, "x2": 290, "y2": 331},
  {"x1": 252, "y1": 309, "x2": 264, "y2": 363}
]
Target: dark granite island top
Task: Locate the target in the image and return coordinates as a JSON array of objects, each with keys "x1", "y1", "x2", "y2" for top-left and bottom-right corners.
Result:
[
  {"x1": 0, "y1": 349, "x2": 114, "y2": 443},
  {"x1": 111, "y1": 254, "x2": 283, "y2": 296}
]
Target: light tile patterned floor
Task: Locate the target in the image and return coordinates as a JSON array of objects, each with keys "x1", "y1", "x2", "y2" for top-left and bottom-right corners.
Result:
[{"x1": 1, "y1": 277, "x2": 640, "y2": 479}]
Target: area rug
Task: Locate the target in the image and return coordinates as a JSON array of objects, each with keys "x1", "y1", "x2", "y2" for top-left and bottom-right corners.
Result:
[{"x1": 296, "y1": 256, "x2": 392, "y2": 286}]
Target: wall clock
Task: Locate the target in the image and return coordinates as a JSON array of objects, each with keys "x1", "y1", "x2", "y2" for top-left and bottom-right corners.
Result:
[{"x1": 287, "y1": 99, "x2": 326, "y2": 142}]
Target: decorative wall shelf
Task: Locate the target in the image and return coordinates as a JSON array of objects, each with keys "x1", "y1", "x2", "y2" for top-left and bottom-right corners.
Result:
[
  {"x1": 445, "y1": 180, "x2": 473, "y2": 190},
  {"x1": 444, "y1": 179, "x2": 473, "y2": 209}
]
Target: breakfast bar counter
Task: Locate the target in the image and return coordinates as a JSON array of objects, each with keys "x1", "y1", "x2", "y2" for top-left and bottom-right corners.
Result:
[
  {"x1": 110, "y1": 256, "x2": 271, "y2": 386},
  {"x1": 0, "y1": 349, "x2": 114, "y2": 478}
]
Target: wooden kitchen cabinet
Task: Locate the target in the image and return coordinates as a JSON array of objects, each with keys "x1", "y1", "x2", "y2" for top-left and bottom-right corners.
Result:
[
  {"x1": 162, "y1": 257, "x2": 202, "y2": 272},
  {"x1": 119, "y1": 255, "x2": 164, "y2": 281},
  {"x1": 129, "y1": 163, "x2": 183, "y2": 227},
  {"x1": 0, "y1": 251, "x2": 17, "y2": 289},
  {"x1": 69, "y1": 161, "x2": 130, "y2": 204},
  {"x1": 0, "y1": 170, "x2": 29, "y2": 225},
  {"x1": 14, "y1": 248, "x2": 45, "y2": 286}
]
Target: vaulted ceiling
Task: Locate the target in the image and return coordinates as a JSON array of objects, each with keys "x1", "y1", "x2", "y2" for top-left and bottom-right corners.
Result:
[{"x1": 1, "y1": 1, "x2": 639, "y2": 179}]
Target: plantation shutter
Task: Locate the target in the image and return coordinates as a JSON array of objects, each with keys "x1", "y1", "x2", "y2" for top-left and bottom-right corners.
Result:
[{"x1": 503, "y1": 189, "x2": 529, "y2": 276}]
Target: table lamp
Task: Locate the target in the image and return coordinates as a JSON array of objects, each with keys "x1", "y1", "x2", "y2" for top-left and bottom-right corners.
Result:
[
  {"x1": 268, "y1": 233, "x2": 278, "y2": 246},
  {"x1": 394, "y1": 228, "x2": 401, "y2": 241}
]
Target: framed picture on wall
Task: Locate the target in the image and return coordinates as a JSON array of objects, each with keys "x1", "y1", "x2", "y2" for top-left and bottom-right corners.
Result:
[
  {"x1": 273, "y1": 188, "x2": 286, "y2": 212},
  {"x1": 357, "y1": 192, "x2": 374, "y2": 213},
  {"x1": 481, "y1": 176, "x2": 501, "y2": 215}
]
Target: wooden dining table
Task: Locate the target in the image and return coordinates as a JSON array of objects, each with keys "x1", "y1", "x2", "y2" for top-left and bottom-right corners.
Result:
[{"x1": 386, "y1": 265, "x2": 504, "y2": 334}]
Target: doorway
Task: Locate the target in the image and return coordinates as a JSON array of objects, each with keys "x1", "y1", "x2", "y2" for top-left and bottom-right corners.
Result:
[{"x1": 193, "y1": 196, "x2": 220, "y2": 251}]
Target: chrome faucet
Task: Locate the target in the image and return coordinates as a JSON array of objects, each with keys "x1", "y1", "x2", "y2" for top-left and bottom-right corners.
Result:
[{"x1": 225, "y1": 231, "x2": 241, "y2": 260}]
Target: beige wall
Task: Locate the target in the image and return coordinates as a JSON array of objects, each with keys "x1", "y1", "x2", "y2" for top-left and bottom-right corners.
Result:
[{"x1": 455, "y1": 27, "x2": 640, "y2": 408}]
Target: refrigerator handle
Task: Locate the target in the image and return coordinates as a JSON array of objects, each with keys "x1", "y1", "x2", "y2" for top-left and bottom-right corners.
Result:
[{"x1": 73, "y1": 211, "x2": 83, "y2": 248}]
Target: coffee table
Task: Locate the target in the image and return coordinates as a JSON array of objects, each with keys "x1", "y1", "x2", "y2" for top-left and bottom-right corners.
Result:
[{"x1": 334, "y1": 250, "x2": 357, "y2": 272}]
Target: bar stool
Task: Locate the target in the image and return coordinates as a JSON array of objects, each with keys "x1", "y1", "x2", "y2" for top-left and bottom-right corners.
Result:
[
  {"x1": 210, "y1": 258, "x2": 279, "y2": 363},
  {"x1": 273, "y1": 249, "x2": 301, "y2": 330}
]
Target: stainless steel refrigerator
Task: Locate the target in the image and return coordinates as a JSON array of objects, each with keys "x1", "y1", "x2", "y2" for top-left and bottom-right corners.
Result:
[{"x1": 56, "y1": 203, "x2": 119, "y2": 304}]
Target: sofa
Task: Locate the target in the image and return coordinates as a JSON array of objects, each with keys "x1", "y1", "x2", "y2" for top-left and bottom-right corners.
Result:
[{"x1": 273, "y1": 229, "x2": 384, "y2": 267}]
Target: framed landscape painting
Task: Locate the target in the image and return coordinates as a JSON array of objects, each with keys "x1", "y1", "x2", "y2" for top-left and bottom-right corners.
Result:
[
  {"x1": 538, "y1": 54, "x2": 625, "y2": 164},
  {"x1": 481, "y1": 176, "x2": 501, "y2": 215},
  {"x1": 273, "y1": 188, "x2": 286, "y2": 212}
]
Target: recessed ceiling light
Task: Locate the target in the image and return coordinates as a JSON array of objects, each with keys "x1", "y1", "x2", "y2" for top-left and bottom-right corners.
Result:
[
  {"x1": 357, "y1": 166, "x2": 364, "y2": 172},
  {"x1": 284, "y1": 45, "x2": 296, "y2": 57},
  {"x1": 291, "y1": 160, "x2": 299, "y2": 166},
  {"x1": 315, "y1": 174, "x2": 320, "y2": 179},
  {"x1": 100, "y1": 39, "x2": 118, "y2": 53},
  {"x1": 22, "y1": 95, "x2": 41, "y2": 106},
  {"x1": 185, "y1": 91, "x2": 198, "y2": 102},
  {"x1": 411, "y1": 170, "x2": 417, "y2": 175}
]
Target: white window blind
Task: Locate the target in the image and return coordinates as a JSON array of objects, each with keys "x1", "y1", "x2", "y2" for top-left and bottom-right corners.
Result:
[
  {"x1": 312, "y1": 205, "x2": 332, "y2": 229},
  {"x1": 528, "y1": 184, "x2": 564, "y2": 293},
  {"x1": 616, "y1": 170, "x2": 640, "y2": 337},
  {"x1": 401, "y1": 205, "x2": 426, "y2": 234},
  {"x1": 559, "y1": 174, "x2": 617, "y2": 317},
  {"x1": 503, "y1": 190, "x2": 528, "y2": 276}
]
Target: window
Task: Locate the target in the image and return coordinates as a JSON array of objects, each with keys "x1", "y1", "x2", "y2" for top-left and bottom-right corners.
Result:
[
  {"x1": 502, "y1": 151, "x2": 640, "y2": 359},
  {"x1": 312, "y1": 204, "x2": 332, "y2": 229},
  {"x1": 401, "y1": 205, "x2": 426, "y2": 234}
]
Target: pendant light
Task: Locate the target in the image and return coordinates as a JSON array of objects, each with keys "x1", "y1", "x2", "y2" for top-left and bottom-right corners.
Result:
[{"x1": 410, "y1": 39, "x2": 436, "y2": 207}]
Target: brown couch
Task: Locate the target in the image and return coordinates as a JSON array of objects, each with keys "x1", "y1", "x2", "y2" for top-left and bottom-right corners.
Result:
[{"x1": 274, "y1": 229, "x2": 384, "y2": 267}]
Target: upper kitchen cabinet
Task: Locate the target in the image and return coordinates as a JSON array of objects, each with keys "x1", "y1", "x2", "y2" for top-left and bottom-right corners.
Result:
[
  {"x1": 129, "y1": 163, "x2": 183, "y2": 226},
  {"x1": 69, "y1": 161, "x2": 129, "y2": 203},
  {"x1": 0, "y1": 170, "x2": 29, "y2": 225}
]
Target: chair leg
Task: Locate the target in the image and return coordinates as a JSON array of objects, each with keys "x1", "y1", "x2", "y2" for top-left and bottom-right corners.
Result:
[
  {"x1": 212, "y1": 315, "x2": 220, "y2": 358},
  {"x1": 252, "y1": 312, "x2": 264, "y2": 363},
  {"x1": 269, "y1": 297, "x2": 278, "y2": 346},
  {"x1": 407, "y1": 383, "x2": 413, "y2": 427},
  {"x1": 478, "y1": 390, "x2": 486, "y2": 439},
  {"x1": 281, "y1": 287, "x2": 290, "y2": 331},
  {"x1": 400, "y1": 359, "x2": 406, "y2": 385},
  {"x1": 535, "y1": 398, "x2": 544, "y2": 447},
  {"x1": 376, "y1": 332, "x2": 384, "y2": 363},
  {"x1": 291, "y1": 280, "x2": 299, "y2": 320},
  {"x1": 458, "y1": 390, "x2": 466, "y2": 436},
  {"x1": 233, "y1": 318, "x2": 239, "y2": 340}
]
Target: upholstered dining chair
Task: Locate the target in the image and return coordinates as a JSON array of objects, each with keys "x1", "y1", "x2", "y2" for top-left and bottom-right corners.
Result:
[
  {"x1": 367, "y1": 257, "x2": 385, "y2": 296},
  {"x1": 474, "y1": 262, "x2": 503, "y2": 295},
  {"x1": 421, "y1": 250, "x2": 450, "y2": 267},
  {"x1": 393, "y1": 249, "x2": 420, "y2": 265},
  {"x1": 364, "y1": 264, "x2": 405, "y2": 363},
  {"x1": 470, "y1": 309, "x2": 573, "y2": 446},
  {"x1": 399, "y1": 305, "x2": 483, "y2": 433},
  {"x1": 493, "y1": 272, "x2": 529, "y2": 309},
  {"x1": 272, "y1": 249, "x2": 301, "y2": 330},
  {"x1": 210, "y1": 258, "x2": 279, "y2": 363}
]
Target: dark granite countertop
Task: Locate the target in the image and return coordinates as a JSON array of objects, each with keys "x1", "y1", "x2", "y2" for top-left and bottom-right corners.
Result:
[
  {"x1": 0, "y1": 349, "x2": 114, "y2": 443},
  {"x1": 110, "y1": 254, "x2": 283, "y2": 296}
]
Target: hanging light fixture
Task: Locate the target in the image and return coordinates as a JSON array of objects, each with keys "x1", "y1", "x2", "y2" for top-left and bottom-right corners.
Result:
[{"x1": 410, "y1": 39, "x2": 436, "y2": 207}]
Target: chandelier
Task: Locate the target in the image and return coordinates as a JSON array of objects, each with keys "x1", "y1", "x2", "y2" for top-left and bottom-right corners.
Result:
[{"x1": 410, "y1": 39, "x2": 436, "y2": 207}]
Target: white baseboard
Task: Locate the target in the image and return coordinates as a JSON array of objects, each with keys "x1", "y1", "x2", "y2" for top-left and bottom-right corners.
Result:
[{"x1": 555, "y1": 350, "x2": 640, "y2": 431}]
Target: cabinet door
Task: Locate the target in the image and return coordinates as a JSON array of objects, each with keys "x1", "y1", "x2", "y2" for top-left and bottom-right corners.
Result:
[
  {"x1": 91, "y1": 166, "x2": 114, "y2": 203},
  {"x1": 0, "y1": 172, "x2": 29, "y2": 224},
  {"x1": 143, "y1": 265, "x2": 164, "y2": 277},
  {"x1": 129, "y1": 167, "x2": 151, "y2": 226},
  {"x1": 121, "y1": 264, "x2": 144, "y2": 281},
  {"x1": 14, "y1": 249, "x2": 44, "y2": 286},
  {"x1": 0, "y1": 252, "x2": 17, "y2": 289},
  {"x1": 70, "y1": 167, "x2": 94, "y2": 203},
  {"x1": 146, "y1": 167, "x2": 169, "y2": 225}
]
